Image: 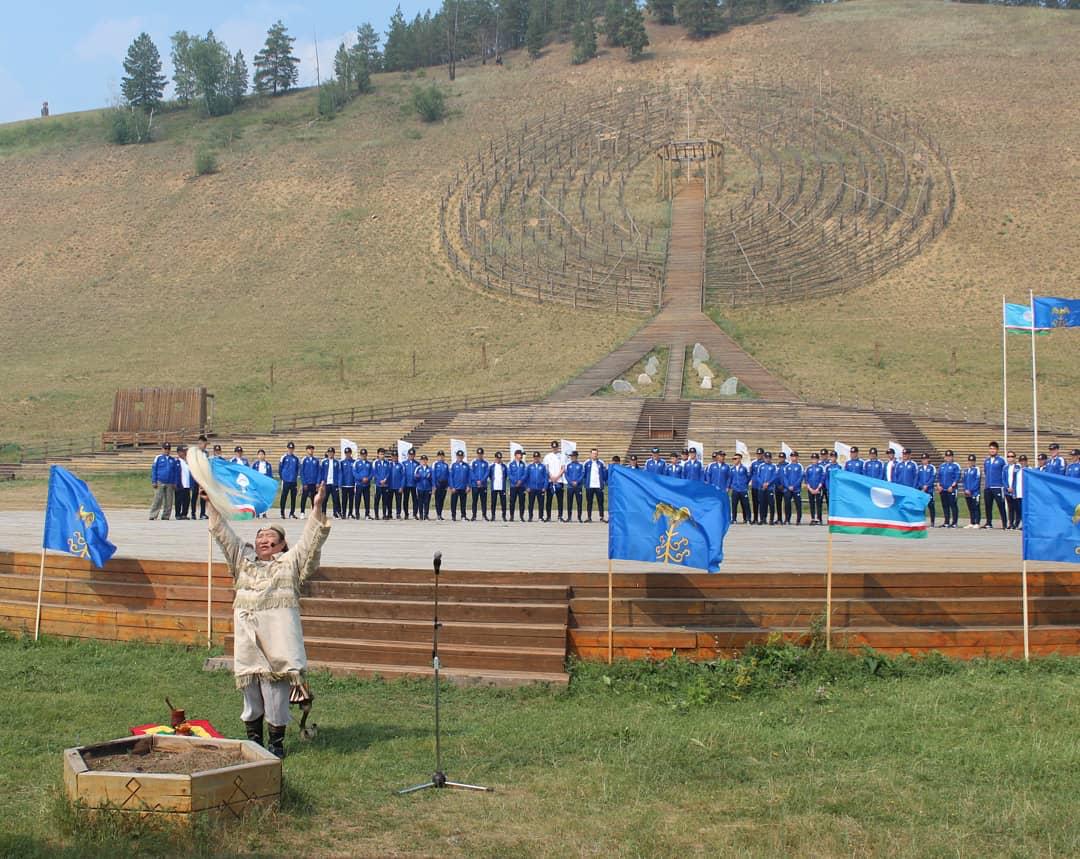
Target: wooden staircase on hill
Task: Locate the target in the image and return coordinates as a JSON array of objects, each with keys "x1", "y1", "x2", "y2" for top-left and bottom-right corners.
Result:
[
  {"x1": 877, "y1": 412, "x2": 936, "y2": 457},
  {"x1": 402, "y1": 411, "x2": 459, "y2": 452},
  {"x1": 628, "y1": 400, "x2": 691, "y2": 460}
]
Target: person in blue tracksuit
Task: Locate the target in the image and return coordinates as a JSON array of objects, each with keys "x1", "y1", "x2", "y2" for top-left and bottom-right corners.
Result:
[
  {"x1": 149, "y1": 442, "x2": 175, "y2": 520},
  {"x1": 507, "y1": 449, "x2": 528, "y2": 522},
  {"x1": 668, "y1": 452, "x2": 683, "y2": 480},
  {"x1": 469, "y1": 448, "x2": 491, "y2": 521},
  {"x1": 583, "y1": 448, "x2": 608, "y2": 522},
  {"x1": 757, "y1": 453, "x2": 778, "y2": 525},
  {"x1": 683, "y1": 449, "x2": 704, "y2": 482},
  {"x1": 916, "y1": 454, "x2": 938, "y2": 528},
  {"x1": 564, "y1": 451, "x2": 585, "y2": 523},
  {"x1": 962, "y1": 454, "x2": 982, "y2": 528},
  {"x1": 299, "y1": 445, "x2": 320, "y2": 516},
  {"x1": 489, "y1": 451, "x2": 509, "y2": 521},
  {"x1": 863, "y1": 447, "x2": 884, "y2": 481},
  {"x1": 982, "y1": 441, "x2": 1007, "y2": 529},
  {"x1": 319, "y1": 447, "x2": 342, "y2": 518},
  {"x1": 278, "y1": 442, "x2": 300, "y2": 519},
  {"x1": 729, "y1": 453, "x2": 751, "y2": 524},
  {"x1": 823, "y1": 450, "x2": 839, "y2": 513},
  {"x1": 937, "y1": 449, "x2": 961, "y2": 528},
  {"x1": 372, "y1": 448, "x2": 392, "y2": 520},
  {"x1": 401, "y1": 448, "x2": 419, "y2": 520},
  {"x1": 339, "y1": 448, "x2": 356, "y2": 520},
  {"x1": 772, "y1": 452, "x2": 788, "y2": 521},
  {"x1": 844, "y1": 446, "x2": 864, "y2": 475},
  {"x1": 893, "y1": 449, "x2": 918, "y2": 488},
  {"x1": 231, "y1": 446, "x2": 250, "y2": 468},
  {"x1": 1013, "y1": 454, "x2": 1030, "y2": 525},
  {"x1": 353, "y1": 448, "x2": 373, "y2": 519},
  {"x1": 749, "y1": 448, "x2": 766, "y2": 522},
  {"x1": 1067, "y1": 449, "x2": 1080, "y2": 479},
  {"x1": 449, "y1": 448, "x2": 470, "y2": 522},
  {"x1": 526, "y1": 452, "x2": 549, "y2": 521},
  {"x1": 1046, "y1": 443, "x2": 1066, "y2": 476},
  {"x1": 389, "y1": 451, "x2": 405, "y2": 519},
  {"x1": 431, "y1": 451, "x2": 450, "y2": 520},
  {"x1": 645, "y1": 447, "x2": 666, "y2": 476},
  {"x1": 782, "y1": 452, "x2": 804, "y2": 525},
  {"x1": 414, "y1": 455, "x2": 433, "y2": 520},
  {"x1": 1003, "y1": 450, "x2": 1021, "y2": 530},
  {"x1": 706, "y1": 451, "x2": 731, "y2": 494},
  {"x1": 805, "y1": 452, "x2": 826, "y2": 525}
]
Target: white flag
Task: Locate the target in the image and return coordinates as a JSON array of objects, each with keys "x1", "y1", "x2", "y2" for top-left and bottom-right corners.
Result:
[
  {"x1": 341, "y1": 437, "x2": 358, "y2": 456},
  {"x1": 560, "y1": 439, "x2": 577, "y2": 457},
  {"x1": 889, "y1": 441, "x2": 904, "y2": 458},
  {"x1": 510, "y1": 441, "x2": 524, "y2": 457},
  {"x1": 735, "y1": 439, "x2": 749, "y2": 458},
  {"x1": 450, "y1": 438, "x2": 467, "y2": 458},
  {"x1": 781, "y1": 441, "x2": 794, "y2": 458},
  {"x1": 397, "y1": 439, "x2": 412, "y2": 462},
  {"x1": 834, "y1": 441, "x2": 852, "y2": 464},
  {"x1": 687, "y1": 439, "x2": 704, "y2": 460}
]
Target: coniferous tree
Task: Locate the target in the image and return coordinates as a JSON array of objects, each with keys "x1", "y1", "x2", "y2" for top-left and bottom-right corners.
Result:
[
  {"x1": 676, "y1": 0, "x2": 721, "y2": 37},
  {"x1": 571, "y1": 10, "x2": 597, "y2": 64},
  {"x1": 170, "y1": 31, "x2": 196, "y2": 105},
  {"x1": 647, "y1": 0, "x2": 677, "y2": 24},
  {"x1": 383, "y1": 7, "x2": 411, "y2": 71},
  {"x1": 621, "y1": 1, "x2": 650, "y2": 58},
  {"x1": 226, "y1": 50, "x2": 248, "y2": 105},
  {"x1": 355, "y1": 23, "x2": 382, "y2": 71},
  {"x1": 525, "y1": 2, "x2": 547, "y2": 57},
  {"x1": 253, "y1": 20, "x2": 300, "y2": 95},
  {"x1": 604, "y1": 0, "x2": 627, "y2": 46},
  {"x1": 121, "y1": 32, "x2": 166, "y2": 109}
]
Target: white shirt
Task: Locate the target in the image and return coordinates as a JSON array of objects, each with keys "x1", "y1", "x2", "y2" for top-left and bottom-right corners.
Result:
[
  {"x1": 178, "y1": 459, "x2": 191, "y2": 489},
  {"x1": 325, "y1": 459, "x2": 336, "y2": 484},
  {"x1": 1014, "y1": 467, "x2": 1024, "y2": 499},
  {"x1": 588, "y1": 460, "x2": 602, "y2": 489},
  {"x1": 492, "y1": 463, "x2": 505, "y2": 490},
  {"x1": 255, "y1": 460, "x2": 271, "y2": 476},
  {"x1": 544, "y1": 451, "x2": 567, "y2": 484}
]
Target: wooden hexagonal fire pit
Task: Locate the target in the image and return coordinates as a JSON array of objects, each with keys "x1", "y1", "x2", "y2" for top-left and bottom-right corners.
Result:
[{"x1": 63, "y1": 734, "x2": 281, "y2": 821}]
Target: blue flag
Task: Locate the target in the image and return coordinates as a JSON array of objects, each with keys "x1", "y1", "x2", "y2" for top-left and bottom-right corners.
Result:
[
  {"x1": 1003, "y1": 302, "x2": 1047, "y2": 334},
  {"x1": 827, "y1": 470, "x2": 930, "y2": 538},
  {"x1": 42, "y1": 466, "x2": 117, "y2": 568},
  {"x1": 209, "y1": 457, "x2": 279, "y2": 519},
  {"x1": 608, "y1": 466, "x2": 730, "y2": 573},
  {"x1": 1022, "y1": 469, "x2": 1080, "y2": 564},
  {"x1": 1032, "y1": 296, "x2": 1080, "y2": 330}
]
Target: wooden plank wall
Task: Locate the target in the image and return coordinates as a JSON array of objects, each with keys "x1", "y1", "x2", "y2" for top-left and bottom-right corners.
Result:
[{"x1": 107, "y1": 387, "x2": 208, "y2": 435}]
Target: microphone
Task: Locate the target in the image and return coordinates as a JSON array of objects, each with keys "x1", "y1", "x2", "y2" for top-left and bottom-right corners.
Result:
[{"x1": 433, "y1": 551, "x2": 442, "y2": 575}]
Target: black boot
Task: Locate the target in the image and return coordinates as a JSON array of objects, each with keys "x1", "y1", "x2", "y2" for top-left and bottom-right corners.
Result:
[
  {"x1": 244, "y1": 716, "x2": 265, "y2": 747},
  {"x1": 267, "y1": 724, "x2": 286, "y2": 759}
]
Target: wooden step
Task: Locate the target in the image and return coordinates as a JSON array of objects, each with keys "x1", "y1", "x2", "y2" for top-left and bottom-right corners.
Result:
[
  {"x1": 299, "y1": 615, "x2": 566, "y2": 648},
  {"x1": 299, "y1": 596, "x2": 567, "y2": 624},
  {"x1": 304, "y1": 580, "x2": 570, "y2": 603},
  {"x1": 295, "y1": 636, "x2": 567, "y2": 674}
]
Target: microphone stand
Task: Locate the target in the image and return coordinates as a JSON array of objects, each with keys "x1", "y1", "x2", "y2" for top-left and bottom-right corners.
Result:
[{"x1": 397, "y1": 551, "x2": 492, "y2": 795}]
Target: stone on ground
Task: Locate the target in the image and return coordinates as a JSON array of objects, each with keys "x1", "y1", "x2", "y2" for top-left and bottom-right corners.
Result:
[
  {"x1": 612, "y1": 379, "x2": 635, "y2": 393},
  {"x1": 700, "y1": 376, "x2": 713, "y2": 390},
  {"x1": 719, "y1": 376, "x2": 738, "y2": 395},
  {"x1": 692, "y1": 343, "x2": 710, "y2": 362},
  {"x1": 637, "y1": 373, "x2": 653, "y2": 385}
]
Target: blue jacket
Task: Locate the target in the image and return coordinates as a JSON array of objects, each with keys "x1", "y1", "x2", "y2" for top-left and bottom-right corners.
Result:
[
  {"x1": 645, "y1": 457, "x2": 666, "y2": 475},
  {"x1": 1067, "y1": 462, "x2": 1080, "y2": 479},
  {"x1": 782, "y1": 462, "x2": 804, "y2": 492},
  {"x1": 151, "y1": 453, "x2": 173, "y2": 484},
  {"x1": 319, "y1": 457, "x2": 340, "y2": 485},
  {"x1": 372, "y1": 458, "x2": 392, "y2": 487},
  {"x1": 1046, "y1": 456, "x2": 1067, "y2": 476},
  {"x1": 279, "y1": 453, "x2": 299, "y2": 483},
  {"x1": 252, "y1": 459, "x2": 273, "y2": 479},
  {"x1": 390, "y1": 461, "x2": 404, "y2": 491},
  {"x1": 414, "y1": 465, "x2": 433, "y2": 492},
  {"x1": 938, "y1": 461, "x2": 960, "y2": 491},
  {"x1": 682, "y1": 459, "x2": 704, "y2": 482},
  {"x1": 469, "y1": 458, "x2": 490, "y2": 489},
  {"x1": 582, "y1": 459, "x2": 607, "y2": 488},
  {"x1": 564, "y1": 460, "x2": 584, "y2": 489},
  {"x1": 340, "y1": 458, "x2": 356, "y2": 487},
  {"x1": 893, "y1": 460, "x2": 918, "y2": 488},
  {"x1": 863, "y1": 459, "x2": 884, "y2": 480},
  {"x1": 432, "y1": 460, "x2": 450, "y2": 488},
  {"x1": 805, "y1": 463, "x2": 825, "y2": 491},
  {"x1": 706, "y1": 462, "x2": 730, "y2": 491},
  {"x1": 449, "y1": 460, "x2": 470, "y2": 490},
  {"x1": 300, "y1": 455, "x2": 320, "y2": 485},
  {"x1": 489, "y1": 461, "x2": 508, "y2": 490},
  {"x1": 844, "y1": 458, "x2": 864, "y2": 475},
  {"x1": 526, "y1": 461, "x2": 548, "y2": 491},
  {"x1": 669, "y1": 461, "x2": 684, "y2": 480},
  {"x1": 963, "y1": 466, "x2": 981, "y2": 495},
  {"x1": 757, "y1": 462, "x2": 778, "y2": 489},
  {"x1": 983, "y1": 455, "x2": 1006, "y2": 489},
  {"x1": 402, "y1": 457, "x2": 419, "y2": 488},
  {"x1": 354, "y1": 458, "x2": 373, "y2": 485},
  {"x1": 729, "y1": 464, "x2": 750, "y2": 493},
  {"x1": 230, "y1": 456, "x2": 250, "y2": 468},
  {"x1": 916, "y1": 464, "x2": 936, "y2": 493},
  {"x1": 507, "y1": 460, "x2": 528, "y2": 489}
]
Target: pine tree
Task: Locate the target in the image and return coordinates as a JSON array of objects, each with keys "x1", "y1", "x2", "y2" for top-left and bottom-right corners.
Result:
[
  {"x1": 226, "y1": 50, "x2": 248, "y2": 105},
  {"x1": 170, "y1": 31, "x2": 196, "y2": 105},
  {"x1": 621, "y1": 1, "x2": 650, "y2": 58},
  {"x1": 646, "y1": 0, "x2": 677, "y2": 24},
  {"x1": 356, "y1": 23, "x2": 382, "y2": 71},
  {"x1": 383, "y1": 7, "x2": 411, "y2": 71},
  {"x1": 604, "y1": 0, "x2": 627, "y2": 47},
  {"x1": 525, "y1": 2, "x2": 546, "y2": 57},
  {"x1": 121, "y1": 32, "x2": 166, "y2": 109},
  {"x1": 676, "y1": 0, "x2": 721, "y2": 37},
  {"x1": 571, "y1": 11, "x2": 597, "y2": 64},
  {"x1": 334, "y1": 42, "x2": 354, "y2": 91},
  {"x1": 253, "y1": 20, "x2": 300, "y2": 95}
]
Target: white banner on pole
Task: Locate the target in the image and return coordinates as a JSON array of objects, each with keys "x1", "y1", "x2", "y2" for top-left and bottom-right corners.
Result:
[
  {"x1": 560, "y1": 439, "x2": 577, "y2": 457},
  {"x1": 889, "y1": 441, "x2": 904, "y2": 458},
  {"x1": 397, "y1": 439, "x2": 412, "y2": 462},
  {"x1": 510, "y1": 441, "x2": 524, "y2": 457},
  {"x1": 834, "y1": 441, "x2": 852, "y2": 463},
  {"x1": 687, "y1": 439, "x2": 704, "y2": 460},
  {"x1": 341, "y1": 437, "x2": 358, "y2": 456},
  {"x1": 735, "y1": 439, "x2": 749, "y2": 458},
  {"x1": 781, "y1": 441, "x2": 794, "y2": 458},
  {"x1": 450, "y1": 438, "x2": 467, "y2": 458}
]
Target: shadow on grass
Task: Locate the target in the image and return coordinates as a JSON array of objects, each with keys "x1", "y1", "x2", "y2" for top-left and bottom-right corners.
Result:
[{"x1": 307, "y1": 722, "x2": 431, "y2": 755}]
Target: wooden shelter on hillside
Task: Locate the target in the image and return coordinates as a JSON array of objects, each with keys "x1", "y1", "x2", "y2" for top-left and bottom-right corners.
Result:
[
  {"x1": 103, "y1": 387, "x2": 214, "y2": 447},
  {"x1": 655, "y1": 139, "x2": 724, "y2": 200}
]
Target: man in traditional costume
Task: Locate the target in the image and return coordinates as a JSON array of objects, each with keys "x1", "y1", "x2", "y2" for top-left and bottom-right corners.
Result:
[{"x1": 206, "y1": 482, "x2": 331, "y2": 758}]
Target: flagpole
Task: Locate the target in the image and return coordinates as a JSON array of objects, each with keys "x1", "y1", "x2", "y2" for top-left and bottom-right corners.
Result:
[
  {"x1": 1001, "y1": 295, "x2": 1008, "y2": 452},
  {"x1": 607, "y1": 559, "x2": 614, "y2": 665},
  {"x1": 825, "y1": 528, "x2": 833, "y2": 651},
  {"x1": 207, "y1": 529, "x2": 213, "y2": 648},
  {"x1": 1021, "y1": 559, "x2": 1030, "y2": 663},
  {"x1": 1030, "y1": 290, "x2": 1038, "y2": 459},
  {"x1": 34, "y1": 547, "x2": 46, "y2": 641}
]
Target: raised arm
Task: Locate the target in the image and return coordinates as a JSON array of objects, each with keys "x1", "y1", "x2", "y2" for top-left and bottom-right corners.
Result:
[{"x1": 206, "y1": 500, "x2": 244, "y2": 577}]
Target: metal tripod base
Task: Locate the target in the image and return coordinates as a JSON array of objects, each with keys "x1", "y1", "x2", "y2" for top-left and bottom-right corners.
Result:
[{"x1": 397, "y1": 771, "x2": 492, "y2": 794}]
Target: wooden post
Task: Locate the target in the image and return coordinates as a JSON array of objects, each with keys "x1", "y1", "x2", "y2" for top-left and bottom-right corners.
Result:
[
  {"x1": 481, "y1": 342, "x2": 488, "y2": 370},
  {"x1": 34, "y1": 547, "x2": 46, "y2": 641},
  {"x1": 412, "y1": 350, "x2": 417, "y2": 378},
  {"x1": 207, "y1": 530, "x2": 214, "y2": 648},
  {"x1": 338, "y1": 357, "x2": 344, "y2": 382},
  {"x1": 825, "y1": 527, "x2": 833, "y2": 651},
  {"x1": 1021, "y1": 560, "x2": 1030, "y2": 662},
  {"x1": 269, "y1": 363, "x2": 275, "y2": 388},
  {"x1": 607, "y1": 559, "x2": 614, "y2": 665}
]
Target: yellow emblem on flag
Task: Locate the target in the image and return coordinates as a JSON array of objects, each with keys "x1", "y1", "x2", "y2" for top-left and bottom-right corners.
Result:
[
  {"x1": 653, "y1": 502, "x2": 693, "y2": 563},
  {"x1": 1051, "y1": 306, "x2": 1071, "y2": 328}
]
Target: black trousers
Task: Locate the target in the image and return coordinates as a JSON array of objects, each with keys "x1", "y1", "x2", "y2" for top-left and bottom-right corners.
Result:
[
  {"x1": 417, "y1": 490, "x2": 432, "y2": 519},
  {"x1": 528, "y1": 490, "x2": 546, "y2": 521},
  {"x1": 940, "y1": 490, "x2": 958, "y2": 526},
  {"x1": 450, "y1": 489, "x2": 468, "y2": 520},
  {"x1": 731, "y1": 491, "x2": 750, "y2": 523},
  {"x1": 434, "y1": 485, "x2": 448, "y2": 517},
  {"x1": 320, "y1": 485, "x2": 341, "y2": 517},
  {"x1": 808, "y1": 491, "x2": 823, "y2": 522},
  {"x1": 586, "y1": 487, "x2": 605, "y2": 519},
  {"x1": 964, "y1": 494, "x2": 981, "y2": 525},
  {"x1": 773, "y1": 487, "x2": 785, "y2": 523},
  {"x1": 509, "y1": 487, "x2": 526, "y2": 520},
  {"x1": 983, "y1": 487, "x2": 1006, "y2": 528},
  {"x1": 393, "y1": 490, "x2": 403, "y2": 517},
  {"x1": 757, "y1": 488, "x2": 775, "y2": 524},
  {"x1": 490, "y1": 489, "x2": 507, "y2": 519},
  {"x1": 175, "y1": 487, "x2": 191, "y2": 519},
  {"x1": 280, "y1": 482, "x2": 297, "y2": 516},
  {"x1": 566, "y1": 487, "x2": 583, "y2": 521},
  {"x1": 923, "y1": 492, "x2": 936, "y2": 525},
  {"x1": 1011, "y1": 498, "x2": 1022, "y2": 529},
  {"x1": 784, "y1": 490, "x2": 802, "y2": 524},
  {"x1": 340, "y1": 485, "x2": 354, "y2": 519},
  {"x1": 547, "y1": 485, "x2": 565, "y2": 520},
  {"x1": 750, "y1": 486, "x2": 759, "y2": 522},
  {"x1": 373, "y1": 485, "x2": 389, "y2": 518},
  {"x1": 355, "y1": 483, "x2": 371, "y2": 517},
  {"x1": 402, "y1": 486, "x2": 417, "y2": 518},
  {"x1": 300, "y1": 483, "x2": 317, "y2": 513},
  {"x1": 471, "y1": 488, "x2": 488, "y2": 520}
]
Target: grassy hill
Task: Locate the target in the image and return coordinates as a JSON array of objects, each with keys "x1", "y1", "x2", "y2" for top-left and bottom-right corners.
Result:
[{"x1": 0, "y1": 0, "x2": 1076, "y2": 447}]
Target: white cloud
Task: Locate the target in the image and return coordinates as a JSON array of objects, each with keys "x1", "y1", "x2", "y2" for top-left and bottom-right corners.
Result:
[{"x1": 74, "y1": 17, "x2": 147, "y2": 63}]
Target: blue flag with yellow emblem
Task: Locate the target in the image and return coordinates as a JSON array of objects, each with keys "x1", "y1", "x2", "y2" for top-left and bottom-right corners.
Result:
[
  {"x1": 1032, "y1": 296, "x2": 1080, "y2": 331},
  {"x1": 42, "y1": 466, "x2": 117, "y2": 568},
  {"x1": 1022, "y1": 469, "x2": 1080, "y2": 564},
  {"x1": 608, "y1": 466, "x2": 730, "y2": 573}
]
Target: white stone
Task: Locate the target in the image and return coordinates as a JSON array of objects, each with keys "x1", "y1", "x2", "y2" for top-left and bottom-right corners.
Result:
[
  {"x1": 697, "y1": 365, "x2": 714, "y2": 379},
  {"x1": 692, "y1": 343, "x2": 710, "y2": 362},
  {"x1": 700, "y1": 376, "x2": 713, "y2": 390},
  {"x1": 719, "y1": 376, "x2": 738, "y2": 396},
  {"x1": 645, "y1": 358, "x2": 659, "y2": 375},
  {"x1": 637, "y1": 373, "x2": 653, "y2": 386},
  {"x1": 612, "y1": 379, "x2": 634, "y2": 393}
]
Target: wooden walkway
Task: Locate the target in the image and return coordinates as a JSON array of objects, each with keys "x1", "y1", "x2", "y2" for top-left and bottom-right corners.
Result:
[{"x1": 549, "y1": 181, "x2": 797, "y2": 402}]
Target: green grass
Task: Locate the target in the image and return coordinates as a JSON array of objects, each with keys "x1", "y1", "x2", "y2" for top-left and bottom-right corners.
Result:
[
  {"x1": 1, "y1": 632, "x2": 1078, "y2": 857},
  {"x1": 0, "y1": 471, "x2": 148, "y2": 509},
  {"x1": 596, "y1": 347, "x2": 669, "y2": 398}
]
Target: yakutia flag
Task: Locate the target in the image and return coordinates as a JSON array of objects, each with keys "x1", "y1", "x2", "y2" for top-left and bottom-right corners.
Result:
[{"x1": 828, "y1": 470, "x2": 930, "y2": 539}]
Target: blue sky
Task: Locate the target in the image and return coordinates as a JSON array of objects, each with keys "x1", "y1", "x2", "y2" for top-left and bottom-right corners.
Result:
[{"x1": 0, "y1": 1, "x2": 432, "y2": 123}]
